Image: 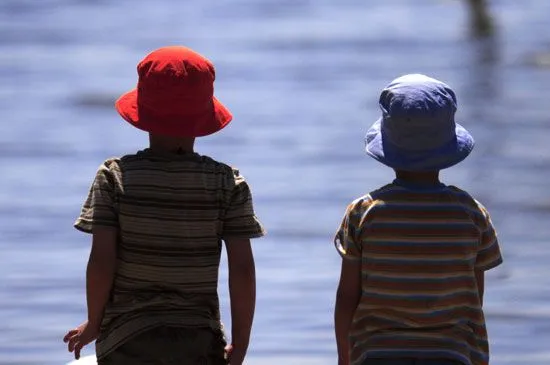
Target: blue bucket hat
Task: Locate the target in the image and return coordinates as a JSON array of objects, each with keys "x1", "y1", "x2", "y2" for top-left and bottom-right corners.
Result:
[{"x1": 365, "y1": 74, "x2": 475, "y2": 171}]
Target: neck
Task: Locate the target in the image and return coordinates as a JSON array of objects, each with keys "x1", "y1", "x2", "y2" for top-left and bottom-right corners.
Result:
[
  {"x1": 148, "y1": 134, "x2": 195, "y2": 154},
  {"x1": 395, "y1": 170, "x2": 441, "y2": 185}
]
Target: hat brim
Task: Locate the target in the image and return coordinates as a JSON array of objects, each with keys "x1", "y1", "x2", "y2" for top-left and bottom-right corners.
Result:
[
  {"x1": 365, "y1": 118, "x2": 475, "y2": 171},
  {"x1": 115, "y1": 89, "x2": 233, "y2": 137}
]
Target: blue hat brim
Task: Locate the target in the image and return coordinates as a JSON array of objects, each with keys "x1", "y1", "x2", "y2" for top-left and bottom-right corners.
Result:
[{"x1": 365, "y1": 118, "x2": 475, "y2": 171}]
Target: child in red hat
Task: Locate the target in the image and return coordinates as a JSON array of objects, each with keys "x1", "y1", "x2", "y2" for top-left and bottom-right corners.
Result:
[{"x1": 63, "y1": 46, "x2": 265, "y2": 365}]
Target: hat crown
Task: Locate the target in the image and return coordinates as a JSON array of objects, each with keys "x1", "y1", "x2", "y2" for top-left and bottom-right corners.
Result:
[
  {"x1": 136, "y1": 46, "x2": 215, "y2": 111},
  {"x1": 115, "y1": 45, "x2": 233, "y2": 138},
  {"x1": 379, "y1": 74, "x2": 458, "y2": 151}
]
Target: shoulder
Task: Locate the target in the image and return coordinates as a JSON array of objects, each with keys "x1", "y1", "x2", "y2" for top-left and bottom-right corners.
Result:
[
  {"x1": 89, "y1": 157, "x2": 123, "y2": 188},
  {"x1": 349, "y1": 194, "x2": 375, "y2": 209},
  {"x1": 198, "y1": 157, "x2": 253, "y2": 194},
  {"x1": 352, "y1": 183, "x2": 403, "y2": 211},
  {"x1": 447, "y1": 185, "x2": 477, "y2": 204},
  {"x1": 447, "y1": 185, "x2": 484, "y2": 212},
  {"x1": 201, "y1": 156, "x2": 250, "y2": 183},
  {"x1": 447, "y1": 185, "x2": 492, "y2": 227},
  {"x1": 92, "y1": 157, "x2": 122, "y2": 177},
  {"x1": 345, "y1": 183, "x2": 398, "y2": 210},
  {"x1": 195, "y1": 155, "x2": 238, "y2": 176},
  {"x1": 344, "y1": 190, "x2": 384, "y2": 217},
  {"x1": 369, "y1": 183, "x2": 402, "y2": 199},
  {"x1": 101, "y1": 157, "x2": 122, "y2": 171}
]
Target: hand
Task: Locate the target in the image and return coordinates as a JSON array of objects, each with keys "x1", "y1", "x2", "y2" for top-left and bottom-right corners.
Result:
[
  {"x1": 63, "y1": 321, "x2": 100, "y2": 360},
  {"x1": 225, "y1": 343, "x2": 246, "y2": 365}
]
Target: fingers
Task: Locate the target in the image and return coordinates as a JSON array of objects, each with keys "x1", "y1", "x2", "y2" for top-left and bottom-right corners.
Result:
[
  {"x1": 74, "y1": 342, "x2": 82, "y2": 360},
  {"x1": 63, "y1": 324, "x2": 98, "y2": 359},
  {"x1": 224, "y1": 343, "x2": 233, "y2": 361},
  {"x1": 67, "y1": 334, "x2": 79, "y2": 353},
  {"x1": 66, "y1": 335, "x2": 83, "y2": 359},
  {"x1": 63, "y1": 329, "x2": 78, "y2": 343}
]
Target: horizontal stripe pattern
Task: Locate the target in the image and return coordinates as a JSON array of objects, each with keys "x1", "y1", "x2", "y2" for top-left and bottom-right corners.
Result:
[
  {"x1": 74, "y1": 149, "x2": 265, "y2": 359},
  {"x1": 334, "y1": 181, "x2": 502, "y2": 365}
]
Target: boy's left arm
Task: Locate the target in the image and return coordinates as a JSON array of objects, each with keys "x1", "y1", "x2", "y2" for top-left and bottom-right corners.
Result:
[
  {"x1": 474, "y1": 203, "x2": 503, "y2": 306},
  {"x1": 333, "y1": 200, "x2": 364, "y2": 365},
  {"x1": 64, "y1": 226, "x2": 118, "y2": 359},
  {"x1": 221, "y1": 169, "x2": 265, "y2": 364}
]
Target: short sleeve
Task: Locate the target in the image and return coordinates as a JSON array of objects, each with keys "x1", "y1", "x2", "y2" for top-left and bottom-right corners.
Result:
[
  {"x1": 74, "y1": 160, "x2": 120, "y2": 234},
  {"x1": 334, "y1": 199, "x2": 363, "y2": 261},
  {"x1": 475, "y1": 203, "x2": 503, "y2": 271},
  {"x1": 221, "y1": 170, "x2": 265, "y2": 240}
]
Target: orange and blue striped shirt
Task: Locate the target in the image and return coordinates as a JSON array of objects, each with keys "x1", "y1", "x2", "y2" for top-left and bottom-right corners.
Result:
[{"x1": 334, "y1": 179, "x2": 502, "y2": 365}]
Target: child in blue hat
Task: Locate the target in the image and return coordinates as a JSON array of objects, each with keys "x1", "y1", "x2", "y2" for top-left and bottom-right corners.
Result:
[{"x1": 333, "y1": 74, "x2": 503, "y2": 365}]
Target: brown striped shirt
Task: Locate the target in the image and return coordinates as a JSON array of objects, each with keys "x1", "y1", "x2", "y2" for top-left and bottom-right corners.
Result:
[{"x1": 74, "y1": 149, "x2": 265, "y2": 360}]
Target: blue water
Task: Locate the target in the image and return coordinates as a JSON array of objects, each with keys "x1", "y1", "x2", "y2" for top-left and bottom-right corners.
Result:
[{"x1": 1, "y1": 1, "x2": 550, "y2": 364}]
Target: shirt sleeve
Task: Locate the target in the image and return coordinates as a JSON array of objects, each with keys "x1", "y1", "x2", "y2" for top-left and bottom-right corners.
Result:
[
  {"x1": 334, "y1": 199, "x2": 363, "y2": 261},
  {"x1": 221, "y1": 169, "x2": 265, "y2": 240},
  {"x1": 74, "y1": 160, "x2": 119, "y2": 234},
  {"x1": 475, "y1": 202, "x2": 503, "y2": 271}
]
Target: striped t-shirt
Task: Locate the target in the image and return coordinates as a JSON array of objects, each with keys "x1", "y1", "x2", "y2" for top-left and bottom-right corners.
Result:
[
  {"x1": 334, "y1": 179, "x2": 502, "y2": 365},
  {"x1": 74, "y1": 149, "x2": 265, "y2": 360}
]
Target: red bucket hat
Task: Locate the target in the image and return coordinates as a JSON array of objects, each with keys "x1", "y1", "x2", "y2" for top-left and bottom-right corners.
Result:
[{"x1": 115, "y1": 46, "x2": 232, "y2": 137}]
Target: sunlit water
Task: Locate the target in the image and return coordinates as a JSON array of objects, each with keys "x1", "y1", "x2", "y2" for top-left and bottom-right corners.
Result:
[{"x1": 0, "y1": 1, "x2": 549, "y2": 364}]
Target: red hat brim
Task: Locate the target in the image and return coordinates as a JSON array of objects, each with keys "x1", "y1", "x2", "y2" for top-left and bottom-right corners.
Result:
[{"x1": 115, "y1": 88, "x2": 233, "y2": 137}]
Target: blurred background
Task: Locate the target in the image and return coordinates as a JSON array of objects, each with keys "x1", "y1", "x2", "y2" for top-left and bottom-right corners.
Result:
[{"x1": 1, "y1": 0, "x2": 549, "y2": 364}]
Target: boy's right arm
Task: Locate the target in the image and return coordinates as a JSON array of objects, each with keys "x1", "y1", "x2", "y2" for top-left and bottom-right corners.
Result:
[
  {"x1": 225, "y1": 238, "x2": 256, "y2": 365},
  {"x1": 333, "y1": 199, "x2": 366, "y2": 365},
  {"x1": 335, "y1": 258, "x2": 361, "y2": 365}
]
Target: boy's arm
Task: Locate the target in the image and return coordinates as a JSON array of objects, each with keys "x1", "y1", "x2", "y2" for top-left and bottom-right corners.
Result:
[
  {"x1": 474, "y1": 202, "x2": 503, "y2": 308},
  {"x1": 335, "y1": 258, "x2": 361, "y2": 365},
  {"x1": 64, "y1": 226, "x2": 118, "y2": 359},
  {"x1": 87, "y1": 226, "x2": 118, "y2": 327},
  {"x1": 225, "y1": 238, "x2": 256, "y2": 365}
]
